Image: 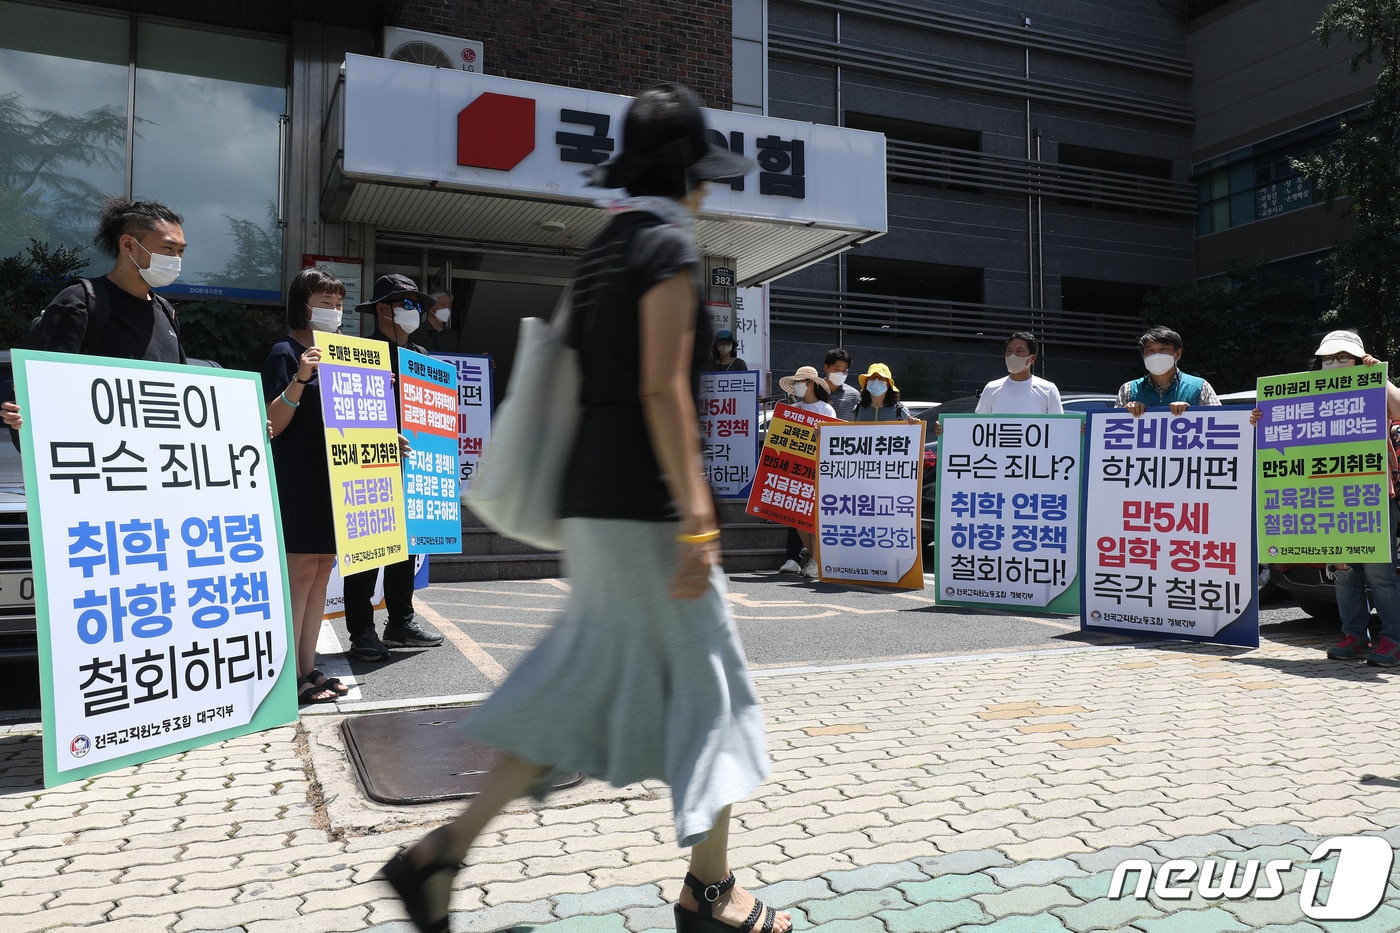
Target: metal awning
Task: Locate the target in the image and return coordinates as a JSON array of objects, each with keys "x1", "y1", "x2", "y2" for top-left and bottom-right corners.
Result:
[{"x1": 321, "y1": 56, "x2": 887, "y2": 284}]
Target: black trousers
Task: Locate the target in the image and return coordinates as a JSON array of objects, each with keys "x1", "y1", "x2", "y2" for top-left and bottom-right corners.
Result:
[
  {"x1": 785, "y1": 526, "x2": 803, "y2": 561},
  {"x1": 343, "y1": 557, "x2": 415, "y2": 639}
]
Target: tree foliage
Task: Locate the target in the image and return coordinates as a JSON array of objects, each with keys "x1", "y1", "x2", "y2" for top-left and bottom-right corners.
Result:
[
  {"x1": 1293, "y1": 0, "x2": 1400, "y2": 359},
  {"x1": 0, "y1": 93, "x2": 126, "y2": 259},
  {"x1": 1141, "y1": 261, "x2": 1316, "y2": 392},
  {"x1": 0, "y1": 240, "x2": 89, "y2": 348}
]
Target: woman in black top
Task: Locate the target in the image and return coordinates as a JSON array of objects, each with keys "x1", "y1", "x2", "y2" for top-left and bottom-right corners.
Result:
[
  {"x1": 382, "y1": 85, "x2": 790, "y2": 933},
  {"x1": 262, "y1": 268, "x2": 347, "y2": 705}
]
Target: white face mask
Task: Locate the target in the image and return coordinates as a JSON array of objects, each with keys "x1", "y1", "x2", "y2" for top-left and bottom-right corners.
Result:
[
  {"x1": 827, "y1": 371, "x2": 847, "y2": 387},
  {"x1": 1005, "y1": 354, "x2": 1031, "y2": 375},
  {"x1": 1143, "y1": 352, "x2": 1176, "y2": 376},
  {"x1": 434, "y1": 307, "x2": 451, "y2": 323},
  {"x1": 309, "y1": 307, "x2": 342, "y2": 333},
  {"x1": 394, "y1": 306, "x2": 420, "y2": 334},
  {"x1": 791, "y1": 380, "x2": 809, "y2": 396},
  {"x1": 717, "y1": 342, "x2": 734, "y2": 356},
  {"x1": 1320, "y1": 357, "x2": 1357, "y2": 370},
  {"x1": 867, "y1": 379, "x2": 888, "y2": 397},
  {"x1": 132, "y1": 238, "x2": 181, "y2": 288}
]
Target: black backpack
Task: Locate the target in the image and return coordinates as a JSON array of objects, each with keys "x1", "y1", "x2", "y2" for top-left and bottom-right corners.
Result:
[{"x1": 20, "y1": 275, "x2": 181, "y2": 354}]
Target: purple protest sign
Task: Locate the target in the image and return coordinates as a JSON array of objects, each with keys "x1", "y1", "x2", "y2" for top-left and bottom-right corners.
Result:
[
  {"x1": 1257, "y1": 389, "x2": 1385, "y2": 455},
  {"x1": 319, "y1": 364, "x2": 396, "y2": 430}
]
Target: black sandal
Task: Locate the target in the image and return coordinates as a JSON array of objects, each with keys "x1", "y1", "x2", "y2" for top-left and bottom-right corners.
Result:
[
  {"x1": 674, "y1": 871, "x2": 781, "y2": 933},
  {"x1": 307, "y1": 668, "x2": 350, "y2": 696},
  {"x1": 380, "y1": 841, "x2": 460, "y2": 933},
  {"x1": 296, "y1": 674, "x2": 338, "y2": 705}
]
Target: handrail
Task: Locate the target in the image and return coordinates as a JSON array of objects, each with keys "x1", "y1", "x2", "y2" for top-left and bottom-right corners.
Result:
[{"x1": 769, "y1": 287, "x2": 1143, "y2": 350}]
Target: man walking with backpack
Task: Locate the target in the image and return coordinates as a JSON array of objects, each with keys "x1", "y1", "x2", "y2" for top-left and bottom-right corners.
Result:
[{"x1": 2, "y1": 197, "x2": 187, "y2": 434}]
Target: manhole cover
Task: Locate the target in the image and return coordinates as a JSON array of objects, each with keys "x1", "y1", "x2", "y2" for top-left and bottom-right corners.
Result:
[{"x1": 342, "y1": 706, "x2": 583, "y2": 804}]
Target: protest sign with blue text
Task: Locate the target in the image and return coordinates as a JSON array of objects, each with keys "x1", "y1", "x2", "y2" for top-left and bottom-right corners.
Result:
[
  {"x1": 936, "y1": 414, "x2": 1081, "y2": 613},
  {"x1": 398, "y1": 347, "x2": 461, "y2": 554},
  {"x1": 15, "y1": 351, "x2": 296, "y2": 787},
  {"x1": 436, "y1": 353, "x2": 493, "y2": 495}
]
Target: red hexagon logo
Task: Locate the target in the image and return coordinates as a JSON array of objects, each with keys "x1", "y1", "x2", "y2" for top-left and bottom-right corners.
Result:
[{"x1": 457, "y1": 92, "x2": 535, "y2": 171}]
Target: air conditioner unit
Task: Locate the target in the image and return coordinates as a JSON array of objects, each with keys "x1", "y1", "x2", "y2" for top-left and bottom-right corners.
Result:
[{"x1": 383, "y1": 27, "x2": 483, "y2": 72}]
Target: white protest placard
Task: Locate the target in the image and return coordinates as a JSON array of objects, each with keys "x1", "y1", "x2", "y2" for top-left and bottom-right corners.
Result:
[
  {"x1": 815, "y1": 422, "x2": 925, "y2": 588},
  {"x1": 698, "y1": 371, "x2": 760, "y2": 499},
  {"x1": 735, "y1": 286, "x2": 769, "y2": 394},
  {"x1": 936, "y1": 414, "x2": 1082, "y2": 612},
  {"x1": 1082, "y1": 408, "x2": 1259, "y2": 647},
  {"x1": 14, "y1": 351, "x2": 297, "y2": 786}
]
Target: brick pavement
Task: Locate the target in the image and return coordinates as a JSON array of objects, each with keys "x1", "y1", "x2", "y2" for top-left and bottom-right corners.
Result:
[{"x1": 4, "y1": 630, "x2": 1400, "y2": 932}]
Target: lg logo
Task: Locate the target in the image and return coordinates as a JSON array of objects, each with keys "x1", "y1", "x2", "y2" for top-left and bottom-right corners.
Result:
[{"x1": 1109, "y1": 836, "x2": 1393, "y2": 920}]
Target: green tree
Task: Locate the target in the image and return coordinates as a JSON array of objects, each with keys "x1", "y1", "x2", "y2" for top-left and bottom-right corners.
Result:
[
  {"x1": 1141, "y1": 261, "x2": 1316, "y2": 391},
  {"x1": 1293, "y1": 0, "x2": 1400, "y2": 359},
  {"x1": 0, "y1": 240, "x2": 89, "y2": 348},
  {"x1": 204, "y1": 201, "x2": 282, "y2": 294}
]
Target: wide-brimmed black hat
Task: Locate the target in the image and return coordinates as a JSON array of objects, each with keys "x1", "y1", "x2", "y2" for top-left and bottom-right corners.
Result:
[
  {"x1": 586, "y1": 83, "x2": 756, "y2": 189},
  {"x1": 355, "y1": 273, "x2": 435, "y2": 314}
]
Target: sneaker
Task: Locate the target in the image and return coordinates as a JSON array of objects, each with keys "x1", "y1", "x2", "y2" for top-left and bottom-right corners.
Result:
[
  {"x1": 1366, "y1": 637, "x2": 1400, "y2": 667},
  {"x1": 349, "y1": 631, "x2": 390, "y2": 662},
  {"x1": 383, "y1": 619, "x2": 445, "y2": 648},
  {"x1": 801, "y1": 559, "x2": 820, "y2": 579},
  {"x1": 1327, "y1": 634, "x2": 1371, "y2": 660},
  {"x1": 778, "y1": 559, "x2": 802, "y2": 574}
]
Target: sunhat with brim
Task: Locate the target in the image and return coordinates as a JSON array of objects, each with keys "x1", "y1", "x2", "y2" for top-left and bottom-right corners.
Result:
[
  {"x1": 858, "y1": 363, "x2": 899, "y2": 392},
  {"x1": 779, "y1": 365, "x2": 822, "y2": 394},
  {"x1": 585, "y1": 83, "x2": 756, "y2": 189},
  {"x1": 1314, "y1": 329, "x2": 1366, "y2": 359},
  {"x1": 354, "y1": 273, "x2": 435, "y2": 315}
]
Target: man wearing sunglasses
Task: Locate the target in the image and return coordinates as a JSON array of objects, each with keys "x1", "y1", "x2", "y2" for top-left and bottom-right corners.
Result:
[{"x1": 342, "y1": 274, "x2": 446, "y2": 662}]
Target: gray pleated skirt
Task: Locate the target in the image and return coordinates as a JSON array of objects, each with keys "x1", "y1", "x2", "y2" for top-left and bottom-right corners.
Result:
[{"x1": 462, "y1": 517, "x2": 770, "y2": 848}]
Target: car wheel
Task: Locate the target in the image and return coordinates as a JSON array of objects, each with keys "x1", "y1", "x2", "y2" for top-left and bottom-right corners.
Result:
[
  {"x1": 1295, "y1": 596, "x2": 1340, "y2": 623},
  {"x1": 1257, "y1": 564, "x2": 1279, "y2": 602}
]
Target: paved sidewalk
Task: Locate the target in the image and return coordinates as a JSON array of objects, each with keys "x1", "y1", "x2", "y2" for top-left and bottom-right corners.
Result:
[{"x1": 5, "y1": 627, "x2": 1400, "y2": 932}]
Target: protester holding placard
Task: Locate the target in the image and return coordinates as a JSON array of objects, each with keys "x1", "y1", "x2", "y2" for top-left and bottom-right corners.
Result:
[
  {"x1": 780, "y1": 365, "x2": 835, "y2": 576},
  {"x1": 1305, "y1": 331, "x2": 1400, "y2": 667},
  {"x1": 1117, "y1": 325, "x2": 1220, "y2": 417},
  {"x1": 342, "y1": 275, "x2": 446, "y2": 661},
  {"x1": 263, "y1": 268, "x2": 348, "y2": 704},
  {"x1": 854, "y1": 363, "x2": 917, "y2": 422}
]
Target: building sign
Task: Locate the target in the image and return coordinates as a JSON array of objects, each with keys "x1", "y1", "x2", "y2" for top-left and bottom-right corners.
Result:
[
  {"x1": 1082, "y1": 408, "x2": 1259, "y2": 648},
  {"x1": 14, "y1": 351, "x2": 296, "y2": 787},
  {"x1": 711, "y1": 266, "x2": 736, "y2": 288},
  {"x1": 698, "y1": 371, "x2": 760, "y2": 499},
  {"x1": 936, "y1": 415, "x2": 1081, "y2": 613},
  {"x1": 815, "y1": 423, "x2": 925, "y2": 588},
  {"x1": 398, "y1": 348, "x2": 461, "y2": 554},
  {"x1": 302, "y1": 254, "x2": 364, "y2": 308},
  {"x1": 735, "y1": 286, "x2": 770, "y2": 395},
  {"x1": 342, "y1": 54, "x2": 887, "y2": 231},
  {"x1": 1256, "y1": 366, "x2": 1391, "y2": 563}
]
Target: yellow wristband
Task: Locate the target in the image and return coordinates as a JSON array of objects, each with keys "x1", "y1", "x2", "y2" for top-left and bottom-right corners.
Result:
[{"x1": 676, "y1": 529, "x2": 720, "y2": 544}]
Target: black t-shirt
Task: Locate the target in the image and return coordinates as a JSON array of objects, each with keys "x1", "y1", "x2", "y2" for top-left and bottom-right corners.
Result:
[
  {"x1": 21, "y1": 276, "x2": 184, "y2": 363},
  {"x1": 560, "y1": 211, "x2": 707, "y2": 522}
]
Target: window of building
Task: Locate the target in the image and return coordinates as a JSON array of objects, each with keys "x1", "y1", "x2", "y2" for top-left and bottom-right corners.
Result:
[
  {"x1": 847, "y1": 112, "x2": 982, "y2": 191},
  {"x1": 1192, "y1": 111, "x2": 1358, "y2": 236},
  {"x1": 847, "y1": 256, "x2": 983, "y2": 304},
  {"x1": 1060, "y1": 277, "x2": 1151, "y2": 323},
  {"x1": 0, "y1": 0, "x2": 287, "y2": 300},
  {"x1": 1058, "y1": 144, "x2": 1173, "y2": 180}
]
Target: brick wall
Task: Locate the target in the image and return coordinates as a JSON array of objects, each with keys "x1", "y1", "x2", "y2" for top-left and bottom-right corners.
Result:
[{"x1": 395, "y1": 0, "x2": 733, "y2": 108}]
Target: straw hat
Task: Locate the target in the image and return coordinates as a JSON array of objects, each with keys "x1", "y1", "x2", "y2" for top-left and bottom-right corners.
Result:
[{"x1": 779, "y1": 365, "x2": 821, "y2": 394}]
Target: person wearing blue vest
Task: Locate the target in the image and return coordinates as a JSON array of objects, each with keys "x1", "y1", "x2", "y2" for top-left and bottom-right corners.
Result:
[{"x1": 1116, "y1": 325, "x2": 1220, "y2": 417}]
